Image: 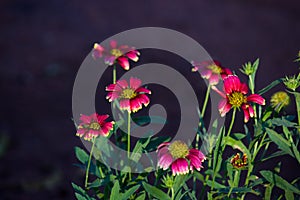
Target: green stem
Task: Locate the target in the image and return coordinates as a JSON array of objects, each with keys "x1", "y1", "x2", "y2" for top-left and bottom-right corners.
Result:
[
  {"x1": 294, "y1": 93, "x2": 300, "y2": 133},
  {"x1": 171, "y1": 187, "x2": 175, "y2": 200},
  {"x1": 249, "y1": 75, "x2": 258, "y2": 124},
  {"x1": 113, "y1": 65, "x2": 117, "y2": 84},
  {"x1": 227, "y1": 108, "x2": 236, "y2": 137},
  {"x1": 201, "y1": 85, "x2": 211, "y2": 117},
  {"x1": 127, "y1": 111, "x2": 131, "y2": 158},
  {"x1": 85, "y1": 138, "x2": 96, "y2": 188}
]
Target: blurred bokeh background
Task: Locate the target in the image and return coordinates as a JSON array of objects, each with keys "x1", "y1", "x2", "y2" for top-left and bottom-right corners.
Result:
[{"x1": 0, "y1": 0, "x2": 299, "y2": 199}]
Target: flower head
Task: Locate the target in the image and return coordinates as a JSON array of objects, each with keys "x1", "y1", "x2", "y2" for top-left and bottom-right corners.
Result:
[
  {"x1": 93, "y1": 40, "x2": 140, "y2": 70},
  {"x1": 230, "y1": 153, "x2": 247, "y2": 169},
  {"x1": 283, "y1": 73, "x2": 300, "y2": 91},
  {"x1": 270, "y1": 91, "x2": 290, "y2": 112},
  {"x1": 106, "y1": 77, "x2": 151, "y2": 113},
  {"x1": 157, "y1": 140, "x2": 206, "y2": 176},
  {"x1": 76, "y1": 113, "x2": 114, "y2": 141},
  {"x1": 240, "y1": 59, "x2": 258, "y2": 76},
  {"x1": 212, "y1": 75, "x2": 265, "y2": 122},
  {"x1": 191, "y1": 60, "x2": 232, "y2": 85}
]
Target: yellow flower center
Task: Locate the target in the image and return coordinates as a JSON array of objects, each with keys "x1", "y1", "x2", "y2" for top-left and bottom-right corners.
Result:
[
  {"x1": 168, "y1": 140, "x2": 189, "y2": 159},
  {"x1": 271, "y1": 91, "x2": 290, "y2": 108},
  {"x1": 110, "y1": 49, "x2": 123, "y2": 57},
  {"x1": 89, "y1": 122, "x2": 100, "y2": 130},
  {"x1": 121, "y1": 88, "x2": 137, "y2": 99},
  {"x1": 228, "y1": 92, "x2": 247, "y2": 108},
  {"x1": 208, "y1": 64, "x2": 222, "y2": 74}
]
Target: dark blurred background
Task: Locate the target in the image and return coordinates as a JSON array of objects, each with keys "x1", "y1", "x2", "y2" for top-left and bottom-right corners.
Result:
[{"x1": 0, "y1": 0, "x2": 300, "y2": 199}]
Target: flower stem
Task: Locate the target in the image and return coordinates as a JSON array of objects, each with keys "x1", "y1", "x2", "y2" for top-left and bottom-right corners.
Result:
[
  {"x1": 113, "y1": 65, "x2": 116, "y2": 84},
  {"x1": 201, "y1": 84, "x2": 211, "y2": 117},
  {"x1": 249, "y1": 75, "x2": 258, "y2": 124},
  {"x1": 127, "y1": 111, "x2": 131, "y2": 158},
  {"x1": 294, "y1": 93, "x2": 300, "y2": 133},
  {"x1": 85, "y1": 138, "x2": 96, "y2": 188},
  {"x1": 227, "y1": 108, "x2": 236, "y2": 137},
  {"x1": 171, "y1": 187, "x2": 175, "y2": 200}
]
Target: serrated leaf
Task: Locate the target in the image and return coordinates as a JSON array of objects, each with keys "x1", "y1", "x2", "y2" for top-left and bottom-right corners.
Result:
[
  {"x1": 142, "y1": 182, "x2": 171, "y2": 200},
  {"x1": 260, "y1": 170, "x2": 300, "y2": 194}
]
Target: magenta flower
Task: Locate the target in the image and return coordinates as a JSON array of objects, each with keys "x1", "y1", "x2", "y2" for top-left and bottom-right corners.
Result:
[
  {"x1": 212, "y1": 75, "x2": 265, "y2": 123},
  {"x1": 191, "y1": 60, "x2": 232, "y2": 85},
  {"x1": 93, "y1": 40, "x2": 140, "y2": 70},
  {"x1": 76, "y1": 113, "x2": 114, "y2": 141},
  {"x1": 106, "y1": 77, "x2": 151, "y2": 113},
  {"x1": 157, "y1": 140, "x2": 206, "y2": 176}
]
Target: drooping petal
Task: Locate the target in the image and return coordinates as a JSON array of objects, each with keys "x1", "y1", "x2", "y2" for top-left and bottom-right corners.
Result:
[
  {"x1": 158, "y1": 153, "x2": 173, "y2": 170},
  {"x1": 130, "y1": 97, "x2": 143, "y2": 113},
  {"x1": 106, "y1": 91, "x2": 120, "y2": 102},
  {"x1": 136, "y1": 94, "x2": 150, "y2": 107},
  {"x1": 200, "y1": 69, "x2": 212, "y2": 79},
  {"x1": 218, "y1": 99, "x2": 232, "y2": 117},
  {"x1": 117, "y1": 57, "x2": 130, "y2": 70},
  {"x1": 130, "y1": 77, "x2": 142, "y2": 90},
  {"x1": 104, "y1": 56, "x2": 116, "y2": 66},
  {"x1": 171, "y1": 158, "x2": 189, "y2": 175},
  {"x1": 92, "y1": 43, "x2": 105, "y2": 59},
  {"x1": 211, "y1": 86, "x2": 226, "y2": 98},
  {"x1": 209, "y1": 74, "x2": 220, "y2": 85},
  {"x1": 242, "y1": 105, "x2": 250, "y2": 123},
  {"x1": 247, "y1": 94, "x2": 265, "y2": 105},
  {"x1": 248, "y1": 105, "x2": 255, "y2": 118},
  {"x1": 119, "y1": 99, "x2": 131, "y2": 112}
]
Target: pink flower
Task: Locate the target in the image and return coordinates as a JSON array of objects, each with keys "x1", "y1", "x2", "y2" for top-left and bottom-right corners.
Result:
[
  {"x1": 106, "y1": 77, "x2": 151, "y2": 113},
  {"x1": 76, "y1": 113, "x2": 114, "y2": 141},
  {"x1": 92, "y1": 40, "x2": 140, "y2": 70},
  {"x1": 212, "y1": 75, "x2": 265, "y2": 123},
  {"x1": 157, "y1": 140, "x2": 206, "y2": 176},
  {"x1": 191, "y1": 60, "x2": 232, "y2": 85}
]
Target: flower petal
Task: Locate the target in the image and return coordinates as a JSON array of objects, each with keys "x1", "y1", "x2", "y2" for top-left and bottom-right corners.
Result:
[
  {"x1": 119, "y1": 99, "x2": 130, "y2": 112},
  {"x1": 117, "y1": 57, "x2": 130, "y2": 70},
  {"x1": 209, "y1": 74, "x2": 220, "y2": 85},
  {"x1": 110, "y1": 40, "x2": 117, "y2": 49},
  {"x1": 218, "y1": 99, "x2": 232, "y2": 117},
  {"x1": 126, "y1": 50, "x2": 140, "y2": 62},
  {"x1": 130, "y1": 77, "x2": 142, "y2": 90},
  {"x1": 224, "y1": 75, "x2": 241, "y2": 94},
  {"x1": 247, "y1": 94, "x2": 265, "y2": 105}
]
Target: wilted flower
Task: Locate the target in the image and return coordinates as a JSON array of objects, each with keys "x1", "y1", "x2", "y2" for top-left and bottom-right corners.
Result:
[
  {"x1": 76, "y1": 113, "x2": 114, "y2": 141},
  {"x1": 270, "y1": 91, "x2": 290, "y2": 112},
  {"x1": 106, "y1": 77, "x2": 151, "y2": 113},
  {"x1": 157, "y1": 140, "x2": 206, "y2": 176},
  {"x1": 191, "y1": 60, "x2": 232, "y2": 85},
  {"x1": 93, "y1": 40, "x2": 140, "y2": 70},
  {"x1": 212, "y1": 75, "x2": 265, "y2": 122},
  {"x1": 230, "y1": 153, "x2": 247, "y2": 169},
  {"x1": 283, "y1": 73, "x2": 300, "y2": 91}
]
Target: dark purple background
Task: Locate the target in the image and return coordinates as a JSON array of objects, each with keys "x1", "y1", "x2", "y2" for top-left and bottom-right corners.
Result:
[{"x1": 1, "y1": 0, "x2": 300, "y2": 199}]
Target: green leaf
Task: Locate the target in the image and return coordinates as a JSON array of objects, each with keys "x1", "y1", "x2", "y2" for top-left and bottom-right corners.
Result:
[
  {"x1": 291, "y1": 142, "x2": 300, "y2": 164},
  {"x1": 75, "y1": 193, "x2": 88, "y2": 200},
  {"x1": 258, "y1": 79, "x2": 282, "y2": 95},
  {"x1": 223, "y1": 136, "x2": 251, "y2": 161},
  {"x1": 121, "y1": 185, "x2": 140, "y2": 200},
  {"x1": 74, "y1": 147, "x2": 89, "y2": 164},
  {"x1": 173, "y1": 174, "x2": 191, "y2": 195},
  {"x1": 265, "y1": 128, "x2": 293, "y2": 157},
  {"x1": 142, "y1": 182, "x2": 171, "y2": 200},
  {"x1": 264, "y1": 184, "x2": 273, "y2": 200},
  {"x1": 232, "y1": 133, "x2": 246, "y2": 140},
  {"x1": 130, "y1": 137, "x2": 151, "y2": 162},
  {"x1": 72, "y1": 182, "x2": 95, "y2": 200},
  {"x1": 206, "y1": 180, "x2": 226, "y2": 189},
  {"x1": 136, "y1": 193, "x2": 146, "y2": 200},
  {"x1": 269, "y1": 118, "x2": 297, "y2": 128},
  {"x1": 260, "y1": 170, "x2": 300, "y2": 194},
  {"x1": 110, "y1": 180, "x2": 121, "y2": 200},
  {"x1": 285, "y1": 190, "x2": 294, "y2": 200},
  {"x1": 193, "y1": 171, "x2": 204, "y2": 182}
]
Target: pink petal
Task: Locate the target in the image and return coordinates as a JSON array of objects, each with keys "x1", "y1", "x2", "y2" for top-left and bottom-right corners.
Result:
[
  {"x1": 221, "y1": 68, "x2": 233, "y2": 79},
  {"x1": 110, "y1": 40, "x2": 117, "y2": 49},
  {"x1": 117, "y1": 57, "x2": 130, "y2": 70},
  {"x1": 119, "y1": 99, "x2": 130, "y2": 112},
  {"x1": 126, "y1": 50, "x2": 140, "y2": 62},
  {"x1": 80, "y1": 114, "x2": 92, "y2": 124},
  {"x1": 135, "y1": 87, "x2": 151, "y2": 94},
  {"x1": 158, "y1": 153, "x2": 173, "y2": 170},
  {"x1": 106, "y1": 91, "x2": 120, "y2": 102},
  {"x1": 218, "y1": 99, "x2": 232, "y2": 117},
  {"x1": 97, "y1": 114, "x2": 109, "y2": 123},
  {"x1": 247, "y1": 94, "x2": 265, "y2": 105},
  {"x1": 130, "y1": 77, "x2": 142, "y2": 90},
  {"x1": 224, "y1": 75, "x2": 241, "y2": 94},
  {"x1": 240, "y1": 83, "x2": 249, "y2": 94},
  {"x1": 116, "y1": 79, "x2": 128, "y2": 89},
  {"x1": 212, "y1": 86, "x2": 226, "y2": 98},
  {"x1": 157, "y1": 142, "x2": 170, "y2": 151},
  {"x1": 130, "y1": 98, "x2": 142, "y2": 113},
  {"x1": 171, "y1": 158, "x2": 189, "y2": 175},
  {"x1": 242, "y1": 105, "x2": 250, "y2": 123},
  {"x1": 209, "y1": 74, "x2": 220, "y2": 85},
  {"x1": 200, "y1": 69, "x2": 212, "y2": 79},
  {"x1": 136, "y1": 94, "x2": 150, "y2": 107},
  {"x1": 104, "y1": 56, "x2": 116, "y2": 66}
]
